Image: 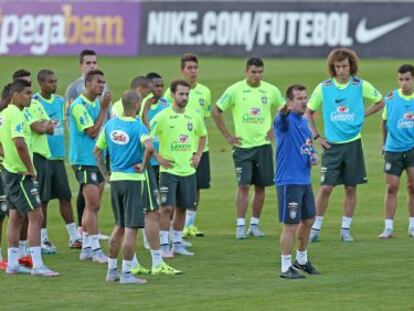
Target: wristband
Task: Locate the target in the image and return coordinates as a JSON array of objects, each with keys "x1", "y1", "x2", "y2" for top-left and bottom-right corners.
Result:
[{"x1": 313, "y1": 134, "x2": 320, "y2": 140}]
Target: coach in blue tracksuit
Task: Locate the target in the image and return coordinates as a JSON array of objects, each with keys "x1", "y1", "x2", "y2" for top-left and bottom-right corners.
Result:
[{"x1": 274, "y1": 85, "x2": 320, "y2": 280}]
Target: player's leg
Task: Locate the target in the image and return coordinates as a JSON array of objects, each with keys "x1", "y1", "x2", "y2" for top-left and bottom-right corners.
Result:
[
  {"x1": 159, "y1": 173, "x2": 176, "y2": 257},
  {"x1": 0, "y1": 185, "x2": 8, "y2": 267},
  {"x1": 406, "y1": 167, "x2": 414, "y2": 236},
  {"x1": 6, "y1": 209, "x2": 28, "y2": 274}
]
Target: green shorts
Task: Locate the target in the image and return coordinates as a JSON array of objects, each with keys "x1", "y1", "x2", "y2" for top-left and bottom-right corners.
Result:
[
  {"x1": 72, "y1": 165, "x2": 104, "y2": 186},
  {"x1": 384, "y1": 148, "x2": 414, "y2": 177},
  {"x1": 48, "y1": 160, "x2": 72, "y2": 201},
  {"x1": 320, "y1": 139, "x2": 367, "y2": 186},
  {"x1": 159, "y1": 172, "x2": 196, "y2": 210},
  {"x1": 232, "y1": 144, "x2": 274, "y2": 187},
  {"x1": 33, "y1": 153, "x2": 51, "y2": 203},
  {"x1": 2, "y1": 169, "x2": 41, "y2": 216},
  {"x1": 144, "y1": 165, "x2": 160, "y2": 213},
  {"x1": 196, "y1": 151, "x2": 211, "y2": 189},
  {"x1": 0, "y1": 174, "x2": 8, "y2": 219},
  {"x1": 110, "y1": 180, "x2": 147, "y2": 229}
]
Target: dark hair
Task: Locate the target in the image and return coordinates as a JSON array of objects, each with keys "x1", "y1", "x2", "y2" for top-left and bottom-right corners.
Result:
[
  {"x1": 12, "y1": 69, "x2": 31, "y2": 82},
  {"x1": 37, "y1": 69, "x2": 55, "y2": 83},
  {"x1": 85, "y1": 69, "x2": 104, "y2": 82},
  {"x1": 327, "y1": 48, "x2": 359, "y2": 77},
  {"x1": 130, "y1": 76, "x2": 150, "y2": 89},
  {"x1": 170, "y1": 79, "x2": 190, "y2": 94},
  {"x1": 181, "y1": 53, "x2": 198, "y2": 70},
  {"x1": 10, "y1": 79, "x2": 31, "y2": 94},
  {"x1": 1, "y1": 83, "x2": 12, "y2": 100},
  {"x1": 246, "y1": 57, "x2": 264, "y2": 69},
  {"x1": 286, "y1": 84, "x2": 307, "y2": 101},
  {"x1": 398, "y1": 64, "x2": 414, "y2": 76},
  {"x1": 146, "y1": 72, "x2": 162, "y2": 80},
  {"x1": 79, "y1": 49, "x2": 97, "y2": 64}
]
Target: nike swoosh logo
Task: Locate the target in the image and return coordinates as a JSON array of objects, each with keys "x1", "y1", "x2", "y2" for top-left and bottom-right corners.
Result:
[
  {"x1": 355, "y1": 17, "x2": 412, "y2": 44},
  {"x1": 335, "y1": 98, "x2": 346, "y2": 104}
]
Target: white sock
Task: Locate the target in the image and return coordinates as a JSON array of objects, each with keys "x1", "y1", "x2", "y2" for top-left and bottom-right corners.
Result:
[
  {"x1": 341, "y1": 217, "x2": 352, "y2": 229},
  {"x1": 108, "y1": 257, "x2": 117, "y2": 270},
  {"x1": 66, "y1": 223, "x2": 81, "y2": 241},
  {"x1": 82, "y1": 232, "x2": 91, "y2": 250},
  {"x1": 29, "y1": 246, "x2": 44, "y2": 269},
  {"x1": 237, "y1": 218, "x2": 245, "y2": 227},
  {"x1": 296, "y1": 249, "x2": 308, "y2": 265},
  {"x1": 172, "y1": 230, "x2": 183, "y2": 244},
  {"x1": 122, "y1": 259, "x2": 133, "y2": 273},
  {"x1": 385, "y1": 219, "x2": 394, "y2": 231},
  {"x1": 312, "y1": 216, "x2": 324, "y2": 230},
  {"x1": 90, "y1": 235, "x2": 101, "y2": 252},
  {"x1": 0, "y1": 252, "x2": 2, "y2": 261},
  {"x1": 409, "y1": 217, "x2": 414, "y2": 229},
  {"x1": 250, "y1": 217, "x2": 260, "y2": 226},
  {"x1": 160, "y1": 230, "x2": 169, "y2": 246},
  {"x1": 185, "y1": 210, "x2": 197, "y2": 227},
  {"x1": 150, "y1": 249, "x2": 163, "y2": 268},
  {"x1": 131, "y1": 253, "x2": 139, "y2": 267},
  {"x1": 40, "y1": 228, "x2": 48, "y2": 242},
  {"x1": 7, "y1": 247, "x2": 19, "y2": 268},
  {"x1": 18, "y1": 240, "x2": 27, "y2": 258},
  {"x1": 281, "y1": 254, "x2": 292, "y2": 273}
]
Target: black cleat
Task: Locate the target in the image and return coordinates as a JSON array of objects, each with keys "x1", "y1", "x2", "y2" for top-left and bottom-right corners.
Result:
[
  {"x1": 280, "y1": 266, "x2": 306, "y2": 279},
  {"x1": 293, "y1": 260, "x2": 320, "y2": 275}
]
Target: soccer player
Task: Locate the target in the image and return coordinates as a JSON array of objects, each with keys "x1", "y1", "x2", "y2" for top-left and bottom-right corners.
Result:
[
  {"x1": 31, "y1": 69, "x2": 81, "y2": 249},
  {"x1": 213, "y1": 57, "x2": 285, "y2": 239},
  {"x1": 12, "y1": 69, "x2": 32, "y2": 83},
  {"x1": 151, "y1": 80, "x2": 206, "y2": 256},
  {"x1": 164, "y1": 54, "x2": 211, "y2": 238},
  {"x1": 379, "y1": 64, "x2": 414, "y2": 238},
  {"x1": 306, "y1": 48, "x2": 384, "y2": 242},
  {"x1": 275, "y1": 85, "x2": 320, "y2": 279},
  {"x1": 69, "y1": 69, "x2": 112, "y2": 263},
  {"x1": 0, "y1": 79, "x2": 58, "y2": 276},
  {"x1": 65, "y1": 49, "x2": 111, "y2": 237}
]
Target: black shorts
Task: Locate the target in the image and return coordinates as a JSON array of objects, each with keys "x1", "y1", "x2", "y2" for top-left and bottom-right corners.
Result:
[
  {"x1": 48, "y1": 160, "x2": 72, "y2": 201},
  {"x1": 159, "y1": 172, "x2": 196, "y2": 210},
  {"x1": 152, "y1": 165, "x2": 160, "y2": 187},
  {"x1": 320, "y1": 139, "x2": 367, "y2": 186},
  {"x1": 111, "y1": 180, "x2": 146, "y2": 229},
  {"x1": 72, "y1": 165, "x2": 104, "y2": 186},
  {"x1": 384, "y1": 149, "x2": 414, "y2": 177},
  {"x1": 144, "y1": 165, "x2": 160, "y2": 213},
  {"x1": 232, "y1": 144, "x2": 274, "y2": 187},
  {"x1": 0, "y1": 174, "x2": 8, "y2": 219},
  {"x1": 277, "y1": 184, "x2": 315, "y2": 224},
  {"x1": 33, "y1": 153, "x2": 51, "y2": 203},
  {"x1": 196, "y1": 151, "x2": 211, "y2": 189},
  {"x1": 2, "y1": 169, "x2": 41, "y2": 216}
]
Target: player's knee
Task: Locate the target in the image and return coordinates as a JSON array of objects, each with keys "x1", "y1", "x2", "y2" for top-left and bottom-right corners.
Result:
[
  {"x1": 319, "y1": 185, "x2": 333, "y2": 196},
  {"x1": 387, "y1": 183, "x2": 399, "y2": 195},
  {"x1": 407, "y1": 183, "x2": 414, "y2": 195},
  {"x1": 344, "y1": 186, "x2": 356, "y2": 197}
]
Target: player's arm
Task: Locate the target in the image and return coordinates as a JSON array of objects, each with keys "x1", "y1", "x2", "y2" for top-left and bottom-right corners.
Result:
[
  {"x1": 14, "y1": 138, "x2": 35, "y2": 178},
  {"x1": 84, "y1": 92, "x2": 112, "y2": 138},
  {"x1": 134, "y1": 138, "x2": 154, "y2": 173},
  {"x1": 142, "y1": 97, "x2": 156, "y2": 129},
  {"x1": 381, "y1": 105, "x2": 388, "y2": 156},
  {"x1": 363, "y1": 81, "x2": 384, "y2": 117},
  {"x1": 30, "y1": 121, "x2": 54, "y2": 135},
  {"x1": 0, "y1": 143, "x2": 4, "y2": 157},
  {"x1": 94, "y1": 130, "x2": 109, "y2": 182},
  {"x1": 191, "y1": 116, "x2": 207, "y2": 167},
  {"x1": 268, "y1": 87, "x2": 286, "y2": 140},
  {"x1": 150, "y1": 116, "x2": 173, "y2": 168}
]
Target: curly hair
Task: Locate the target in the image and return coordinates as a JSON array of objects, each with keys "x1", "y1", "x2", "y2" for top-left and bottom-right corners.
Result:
[{"x1": 327, "y1": 48, "x2": 359, "y2": 77}]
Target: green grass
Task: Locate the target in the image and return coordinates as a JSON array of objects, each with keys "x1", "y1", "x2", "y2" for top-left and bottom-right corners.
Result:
[{"x1": 0, "y1": 56, "x2": 414, "y2": 310}]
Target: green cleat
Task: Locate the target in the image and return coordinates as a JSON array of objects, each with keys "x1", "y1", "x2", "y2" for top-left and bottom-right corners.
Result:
[
  {"x1": 151, "y1": 262, "x2": 182, "y2": 275},
  {"x1": 131, "y1": 263, "x2": 150, "y2": 275},
  {"x1": 183, "y1": 225, "x2": 204, "y2": 237}
]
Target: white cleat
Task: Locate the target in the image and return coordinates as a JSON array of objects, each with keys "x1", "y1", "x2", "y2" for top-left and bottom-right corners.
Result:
[
  {"x1": 181, "y1": 239, "x2": 192, "y2": 248},
  {"x1": 106, "y1": 269, "x2": 121, "y2": 282},
  {"x1": 120, "y1": 272, "x2": 147, "y2": 285},
  {"x1": 97, "y1": 233, "x2": 109, "y2": 240},
  {"x1": 408, "y1": 227, "x2": 414, "y2": 238},
  {"x1": 92, "y1": 249, "x2": 108, "y2": 264},
  {"x1": 378, "y1": 228, "x2": 394, "y2": 239},
  {"x1": 247, "y1": 225, "x2": 265, "y2": 237},
  {"x1": 236, "y1": 225, "x2": 247, "y2": 240},
  {"x1": 309, "y1": 229, "x2": 320, "y2": 242},
  {"x1": 31, "y1": 265, "x2": 59, "y2": 277},
  {"x1": 172, "y1": 243, "x2": 194, "y2": 256},
  {"x1": 160, "y1": 244, "x2": 174, "y2": 258},
  {"x1": 80, "y1": 248, "x2": 93, "y2": 261},
  {"x1": 340, "y1": 229, "x2": 354, "y2": 242},
  {"x1": 6, "y1": 265, "x2": 31, "y2": 275}
]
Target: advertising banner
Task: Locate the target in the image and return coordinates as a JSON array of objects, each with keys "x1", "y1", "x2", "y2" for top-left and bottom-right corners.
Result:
[{"x1": 0, "y1": 2, "x2": 140, "y2": 55}]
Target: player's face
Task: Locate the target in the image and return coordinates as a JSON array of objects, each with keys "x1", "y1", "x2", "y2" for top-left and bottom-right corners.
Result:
[
  {"x1": 173, "y1": 85, "x2": 189, "y2": 108},
  {"x1": 246, "y1": 65, "x2": 263, "y2": 86},
  {"x1": 182, "y1": 61, "x2": 198, "y2": 82},
  {"x1": 288, "y1": 89, "x2": 308, "y2": 115},
  {"x1": 81, "y1": 55, "x2": 98, "y2": 76},
  {"x1": 137, "y1": 86, "x2": 151, "y2": 99},
  {"x1": 42, "y1": 74, "x2": 58, "y2": 94},
  {"x1": 398, "y1": 72, "x2": 414, "y2": 94},
  {"x1": 14, "y1": 87, "x2": 32, "y2": 108},
  {"x1": 88, "y1": 74, "x2": 105, "y2": 96},
  {"x1": 333, "y1": 59, "x2": 351, "y2": 82},
  {"x1": 151, "y1": 78, "x2": 164, "y2": 99}
]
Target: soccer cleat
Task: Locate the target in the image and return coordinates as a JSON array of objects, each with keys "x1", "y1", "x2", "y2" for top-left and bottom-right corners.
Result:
[
  {"x1": 236, "y1": 225, "x2": 247, "y2": 240},
  {"x1": 340, "y1": 229, "x2": 354, "y2": 242},
  {"x1": 378, "y1": 228, "x2": 394, "y2": 239},
  {"x1": 181, "y1": 239, "x2": 192, "y2": 248},
  {"x1": 69, "y1": 239, "x2": 82, "y2": 249},
  {"x1": 80, "y1": 248, "x2": 93, "y2": 261},
  {"x1": 41, "y1": 240, "x2": 57, "y2": 255},
  {"x1": 309, "y1": 229, "x2": 320, "y2": 242},
  {"x1": 409, "y1": 227, "x2": 414, "y2": 238},
  {"x1": 183, "y1": 225, "x2": 204, "y2": 237},
  {"x1": 172, "y1": 243, "x2": 194, "y2": 256},
  {"x1": 106, "y1": 269, "x2": 120, "y2": 282},
  {"x1": 0, "y1": 260, "x2": 8, "y2": 270},
  {"x1": 120, "y1": 272, "x2": 147, "y2": 285},
  {"x1": 247, "y1": 225, "x2": 265, "y2": 237},
  {"x1": 293, "y1": 260, "x2": 320, "y2": 275},
  {"x1": 92, "y1": 249, "x2": 108, "y2": 264},
  {"x1": 151, "y1": 262, "x2": 182, "y2": 275},
  {"x1": 280, "y1": 266, "x2": 306, "y2": 279},
  {"x1": 97, "y1": 232, "x2": 109, "y2": 240},
  {"x1": 31, "y1": 265, "x2": 59, "y2": 277},
  {"x1": 6, "y1": 265, "x2": 32, "y2": 275},
  {"x1": 18, "y1": 255, "x2": 33, "y2": 267},
  {"x1": 160, "y1": 244, "x2": 174, "y2": 258},
  {"x1": 131, "y1": 263, "x2": 150, "y2": 275}
]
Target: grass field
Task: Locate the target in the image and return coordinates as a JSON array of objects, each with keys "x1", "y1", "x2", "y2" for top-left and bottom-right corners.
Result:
[{"x1": 0, "y1": 56, "x2": 413, "y2": 311}]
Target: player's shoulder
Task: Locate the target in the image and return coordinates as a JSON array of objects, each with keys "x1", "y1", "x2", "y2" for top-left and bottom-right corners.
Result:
[
  {"x1": 195, "y1": 83, "x2": 211, "y2": 93},
  {"x1": 260, "y1": 80, "x2": 281, "y2": 92},
  {"x1": 54, "y1": 94, "x2": 65, "y2": 103},
  {"x1": 155, "y1": 106, "x2": 172, "y2": 119},
  {"x1": 351, "y1": 76, "x2": 363, "y2": 86},
  {"x1": 385, "y1": 90, "x2": 397, "y2": 101},
  {"x1": 321, "y1": 78, "x2": 333, "y2": 87}
]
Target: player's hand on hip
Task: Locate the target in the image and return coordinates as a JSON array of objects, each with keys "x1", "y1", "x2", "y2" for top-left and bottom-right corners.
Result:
[
  {"x1": 133, "y1": 163, "x2": 145, "y2": 173},
  {"x1": 24, "y1": 171, "x2": 36, "y2": 180},
  {"x1": 310, "y1": 153, "x2": 319, "y2": 165},
  {"x1": 266, "y1": 129, "x2": 274, "y2": 141},
  {"x1": 316, "y1": 136, "x2": 331, "y2": 149},
  {"x1": 225, "y1": 134, "x2": 242, "y2": 146},
  {"x1": 101, "y1": 91, "x2": 113, "y2": 110},
  {"x1": 159, "y1": 157, "x2": 174, "y2": 169},
  {"x1": 191, "y1": 153, "x2": 202, "y2": 168}
]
